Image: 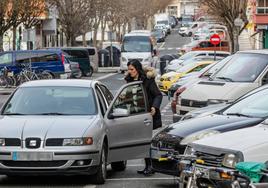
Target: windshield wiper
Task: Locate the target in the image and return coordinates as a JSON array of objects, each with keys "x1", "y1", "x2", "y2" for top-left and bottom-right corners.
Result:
[
  {"x1": 36, "y1": 112, "x2": 67, "y2": 115},
  {"x1": 226, "y1": 113, "x2": 253, "y2": 118},
  {"x1": 216, "y1": 76, "x2": 234, "y2": 82},
  {"x1": 3, "y1": 113, "x2": 26, "y2": 115}
]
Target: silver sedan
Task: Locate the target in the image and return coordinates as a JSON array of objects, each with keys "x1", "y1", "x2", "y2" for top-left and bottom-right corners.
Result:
[{"x1": 0, "y1": 79, "x2": 153, "y2": 184}]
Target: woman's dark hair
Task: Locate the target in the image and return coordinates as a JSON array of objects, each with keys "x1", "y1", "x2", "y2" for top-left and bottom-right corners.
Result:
[{"x1": 125, "y1": 59, "x2": 146, "y2": 82}]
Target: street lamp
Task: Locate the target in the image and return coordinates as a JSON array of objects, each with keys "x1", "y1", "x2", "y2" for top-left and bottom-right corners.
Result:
[
  {"x1": 234, "y1": 17, "x2": 244, "y2": 52},
  {"x1": 107, "y1": 21, "x2": 114, "y2": 67}
]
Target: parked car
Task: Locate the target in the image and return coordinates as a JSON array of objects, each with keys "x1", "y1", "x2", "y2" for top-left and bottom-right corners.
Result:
[
  {"x1": 63, "y1": 55, "x2": 82, "y2": 78},
  {"x1": 151, "y1": 84, "x2": 268, "y2": 176},
  {"x1": 171, "y1": 55, "x2": 234, "y2": 121},
  {"x1": 0, "y1": 50, "x2": 66, "y2": 79},
  {"x1": 191, "y1": 40, "x2": 230, "y2": 52},
  {"x1": 159, "y1": 60, "x2": 215, "y2": 93},
  {"x1": 189, "y1": 107, "x2": 268, "y2": 186},
  {"x1": 178, "y1": 50, "x2": 268, "y2": 116},
  {"x1": 0, "y1": 79, "x2": 153, "y2": 184},
  {"x1": 151, "y1": 29, "x2": 165, "y2": 43},
  {"x1": 46, "y1": 47, "x2": 93, "y2": 77}
]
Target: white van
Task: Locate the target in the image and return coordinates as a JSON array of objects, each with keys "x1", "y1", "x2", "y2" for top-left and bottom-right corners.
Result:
[
  {"x1": 120, "y1": 31, "x2": 159, "y2": 72},
  {"x1": 177, "y1": 50, "x2": 268, "y2": 116}
]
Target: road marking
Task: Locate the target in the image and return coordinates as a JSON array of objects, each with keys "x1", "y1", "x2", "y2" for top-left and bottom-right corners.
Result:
[
  {"x1": 107, "y1": 177, "x2": 176, "y2": 181},
  {"x1": 95, "y1": 73, "x2": 117, "y2": 81},
  {"x1": 159, "y1": 42, "x2": 165, "y2": 49},
  {"x1": 83, "y1": 186, "x2": 96, "y2": 188}
]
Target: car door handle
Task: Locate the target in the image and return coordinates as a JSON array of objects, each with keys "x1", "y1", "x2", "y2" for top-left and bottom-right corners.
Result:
[{"x1": 144, "y1": 119, "x2": 152, "y2": 126}]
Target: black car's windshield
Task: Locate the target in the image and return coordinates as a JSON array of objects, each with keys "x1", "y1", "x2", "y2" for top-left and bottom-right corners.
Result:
[
  {"x1": 223, "y1": 88, "x2": 268, "y2": 118},
  {"x1": 121, "y1": 36, "x2": 152, "y2": 52},
  {"x1": 212, "y1": 53, "x2": 268, "y2": 82},
  {"x1": 2, "y1": 87, "x2": 97, "y2": 115}
]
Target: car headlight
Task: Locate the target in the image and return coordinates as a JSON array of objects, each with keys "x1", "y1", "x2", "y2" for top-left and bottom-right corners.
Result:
[
  {"x1": 180, "y1": 130, "x2": 220, "y2": 145},
  {"x1": 222, "y1": 153, "x2": 239, "y2": 168},
  {"x1": 207, "y1": 99, "x2": 228, "y2": 105},
  {"x1": 0, "y1": 138, "x2": 5, "y2": 146},
  {"x1": 184, "y1": 146, "x2": 195, "y2": 155},
  {"x1": 63, "y1": 137, "x2": 93, "y2": 146},
  {"x1": 121, "y1": 57, "x2": 127, "y2": 62}
]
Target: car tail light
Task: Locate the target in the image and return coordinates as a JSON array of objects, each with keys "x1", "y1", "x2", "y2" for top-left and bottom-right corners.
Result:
[
  {"x1": 171, "y1": 87, "x2": 186, "y2": 114},
  {"x1": 61, "y1": 54, "x2": 65, "y2": 65}
]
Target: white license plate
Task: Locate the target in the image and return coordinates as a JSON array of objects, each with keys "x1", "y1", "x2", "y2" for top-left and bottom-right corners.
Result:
[
  {"x1": 195, "y1": 166, "x2": 210, "y2": 178},
  {"x1": 151, "y1": 149, "x2": 168, "y2": 159},
  {"x1": 12, "y1": 152, "x2": 53, "y2": 161},
  {"x1": 60, "y1": 74, "x2": 68, "y2": 79}
]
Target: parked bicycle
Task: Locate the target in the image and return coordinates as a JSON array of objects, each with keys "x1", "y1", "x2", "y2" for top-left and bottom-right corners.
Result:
[{"x1": 0, "y1": 67, "x2": 16, "y2": 88}]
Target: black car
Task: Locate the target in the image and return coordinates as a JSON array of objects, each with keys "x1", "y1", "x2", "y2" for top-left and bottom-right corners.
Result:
[
  {"x1": 151, "y1": 85, "x2": 268, "y2": 176},
  {"x1": 152, "y1": 30, "x2": 165, "y2": 43}
]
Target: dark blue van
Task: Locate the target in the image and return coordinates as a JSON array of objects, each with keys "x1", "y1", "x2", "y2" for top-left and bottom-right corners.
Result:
[{"x1": 0, "y1": 50, "x2": 65, "y2": 78}]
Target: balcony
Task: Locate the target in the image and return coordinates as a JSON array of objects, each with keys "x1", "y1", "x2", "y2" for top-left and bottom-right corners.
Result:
[{"x1": 255, "y1": 7, "x2": 268, "y2": 24}]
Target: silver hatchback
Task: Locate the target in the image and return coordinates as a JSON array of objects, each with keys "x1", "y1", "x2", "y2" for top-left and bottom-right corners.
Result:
[{"x1": 0, "y1": 79, "x2": 153, "y2": 184}]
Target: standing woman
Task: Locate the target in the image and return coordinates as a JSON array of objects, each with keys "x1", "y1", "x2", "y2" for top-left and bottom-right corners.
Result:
[{"x1": 125, "y1": 59, "x2": 162, "y2": 176}]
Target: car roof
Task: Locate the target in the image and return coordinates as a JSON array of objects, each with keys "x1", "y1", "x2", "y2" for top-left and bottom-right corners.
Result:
[
  {"x1": 189, "y1": 50, "x2": 231, "y2": 54},
  {"x1": 19, "y1": 79, "x2": 98, "y2": 88},
  {"x1": 238, "y1": 49, "x2": 268, "y2": 55}
]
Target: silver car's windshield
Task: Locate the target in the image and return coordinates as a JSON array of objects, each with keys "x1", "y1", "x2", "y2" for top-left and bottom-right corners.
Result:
[{"x1": 2, "y1": 87, "x2": 97, "y2": 115}]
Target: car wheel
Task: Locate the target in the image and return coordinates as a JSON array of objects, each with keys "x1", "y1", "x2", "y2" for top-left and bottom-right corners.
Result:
[
  {"x1": 94, "y1": 143, "x2": 107, "y2": 184},
  {"x1": 111, "y1": 161, "x2": 127, "y2": 171},
  {"x1": 72, "y1": 70, "x2": 83, "y2": 79},
  {"x1": 121, "y1": 70, "x2": 125, "y2": 74},
  {"x1": 84, "y1": 66, "x2": 93, "y2": 77},
  {"x1": 188, "y1": 32, "x2": 192, "y2": 37}
]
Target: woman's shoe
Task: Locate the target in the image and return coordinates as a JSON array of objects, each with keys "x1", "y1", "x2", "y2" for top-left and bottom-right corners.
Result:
[
  {"x1": 143, "y1": 168, "x2": 155, "y2": 176},
  {"x1": 137, "y1": 168, "x2": 147, "y2": 174}
]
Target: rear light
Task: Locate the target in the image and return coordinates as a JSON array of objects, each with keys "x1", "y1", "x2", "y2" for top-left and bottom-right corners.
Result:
[
  {"x1": 171, "y1": 100, "x2": 177, "y2": 114},
  {"x1": 171, "y1": 87, "x2": 186, "y2": 114},
  {"x1": 61, "y1": 54, "x2": 65, "y2": 65}
]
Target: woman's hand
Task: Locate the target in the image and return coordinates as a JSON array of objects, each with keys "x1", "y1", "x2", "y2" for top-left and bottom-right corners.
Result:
[{"x1": 151, "y1": 107, "x2": 156, "y2": 116}]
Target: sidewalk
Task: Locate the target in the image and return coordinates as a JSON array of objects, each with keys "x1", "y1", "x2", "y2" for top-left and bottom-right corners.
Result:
[
  {"x1": 98, "y1": 67, "x2": 120, "y2": 73},
  {"x1": 239, "y1": 30, "x2": 254, "y2": 51}
]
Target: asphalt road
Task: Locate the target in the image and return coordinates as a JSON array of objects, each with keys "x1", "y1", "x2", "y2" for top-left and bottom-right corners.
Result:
[{"x1": 0, "y1": 28, "x2": 190, "y2": 188}]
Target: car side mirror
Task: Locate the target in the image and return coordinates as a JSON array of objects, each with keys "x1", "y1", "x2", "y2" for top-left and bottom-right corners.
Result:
[{"x1": 109, "y1": 108, "x2": 129, "y2": 119}]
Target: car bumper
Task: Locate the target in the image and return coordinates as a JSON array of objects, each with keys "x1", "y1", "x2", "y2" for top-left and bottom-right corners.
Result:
[
  {"x1": 150, "y1": 148, "x2": 180, "y2": 176},
  {"x1": 0, "y1": 148, "x2": 100, "y2": 175}
]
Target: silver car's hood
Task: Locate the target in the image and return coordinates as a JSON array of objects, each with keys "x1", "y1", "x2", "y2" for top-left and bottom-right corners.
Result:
[{"x1": 0, "y1": 115, "x2": 98, "y2": 140}]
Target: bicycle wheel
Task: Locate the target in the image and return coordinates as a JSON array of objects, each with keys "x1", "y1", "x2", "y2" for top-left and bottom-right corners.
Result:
[
  {"x1": 0, "y1": 76, "x2": 8, "y2": 88},
  {"x1": 40, "y1": 71, "x2": 54, "y2": 79}
]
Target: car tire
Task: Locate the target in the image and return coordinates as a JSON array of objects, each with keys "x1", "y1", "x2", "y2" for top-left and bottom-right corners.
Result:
[
  {"x1": 84, "y1": 66, "x2": 93, "y2": 77},
  {"x1": 188, "y1": 32, "x2": 192, "y2": 37},
  {"x1": 94, "y1": 143, "x2": 107, "y2": 184},
  {"x1": 72, "y1": 70, "x2": 83, "y2": 79},
  {"x1": 111, "y1": 161, "x2": 127, "y2": 171}
]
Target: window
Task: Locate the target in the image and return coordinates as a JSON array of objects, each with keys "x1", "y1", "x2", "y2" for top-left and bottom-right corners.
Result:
[
  {"x1": 112, "y1": 84, "x2": 146, "y2": 115},
  {"x1": 191, "y1": 64, "x2": 209, "y2": 72},
  {"x1": 63, "y1": 50, "x2": 88, "y2": 58},
  {"x1": 257, "y1": 0, "x2": 268, "y2": 14},
  {"x1": 16, "y1": 53, "x2": 31, "y2": 64},
  {"x1": 31, "y1": 52, "x2": 59, "y2": 63},
  {"x1": 2, "y1": 87, "x2": 97, "y2": 115},
  {"x1": 99, "y1": 85, "x2": 113, "y2": 105},
  {"x1": 95, "y1": 87, "x2": 107, "y2": 116},
  {"x1": 0, "y1": 53, "x2": 12, "y2": 65}
]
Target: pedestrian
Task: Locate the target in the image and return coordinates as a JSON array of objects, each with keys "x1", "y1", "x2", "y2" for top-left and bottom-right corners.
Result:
[{"x1": 125, "y1": 59, "x2": 162, "y2": 176}]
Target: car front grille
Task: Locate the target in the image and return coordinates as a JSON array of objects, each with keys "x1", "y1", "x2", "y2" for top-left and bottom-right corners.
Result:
[
  {"x1": 46, "y1": 138, "x2": 64, "y2": 146},
  {"x1": 152, "y1": 134, "x2": 186, "y2": 154},
  {"x1": 181, "y1": 99, "x2": 207, "y2": 108},
  {"x1": 2, "y1": 161, "x2": 68, "y2": 168},
  {"x1": 195, "y1": 151, "x2": 225, "y2": 167},
  {"x1": 5, "y1": 138, "x2": 21, "y2": 146}
]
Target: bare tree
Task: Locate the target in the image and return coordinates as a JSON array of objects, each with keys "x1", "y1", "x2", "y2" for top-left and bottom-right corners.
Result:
[
  {"x1": 0, "y1": 0, "x2": 21, "y2": 51},
  {"x1": 201, "y1": 0, "x2": 248, "y2": 52},
  {"x1": 49, "y1": 0, "x2": 92, "y2": 46}
]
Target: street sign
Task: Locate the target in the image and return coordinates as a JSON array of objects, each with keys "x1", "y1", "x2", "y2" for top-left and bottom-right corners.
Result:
[{"x1": 210, "y1": 34, "x2": 221, "y2": 46}]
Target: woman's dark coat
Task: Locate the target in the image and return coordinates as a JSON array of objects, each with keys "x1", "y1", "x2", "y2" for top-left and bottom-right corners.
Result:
[{"x1": 125, "y1": 67, "x2": 162, "y2": 129}]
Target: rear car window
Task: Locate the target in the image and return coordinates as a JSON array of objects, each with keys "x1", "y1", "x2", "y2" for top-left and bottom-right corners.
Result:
[
  {"x1": 63, "y1": 50, "x2": 88, "y2": 58},
  {"x1": 0, "y1": 53, "x2": 12, "y2": 65}
]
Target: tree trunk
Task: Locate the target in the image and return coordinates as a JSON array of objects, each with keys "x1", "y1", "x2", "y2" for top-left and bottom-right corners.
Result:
[
  {"x1": 93, "y1": 29, "x2": 98, "y2": 47},
  {"x1": 0, "y1": 34, "x2": 3, "y2": 51},
  {"x1": 12, "y1": 26, "x2": 16, "y2": 50},
  {"x1": 82, "y1": 33, "x2": 86, "y2": 46}
]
